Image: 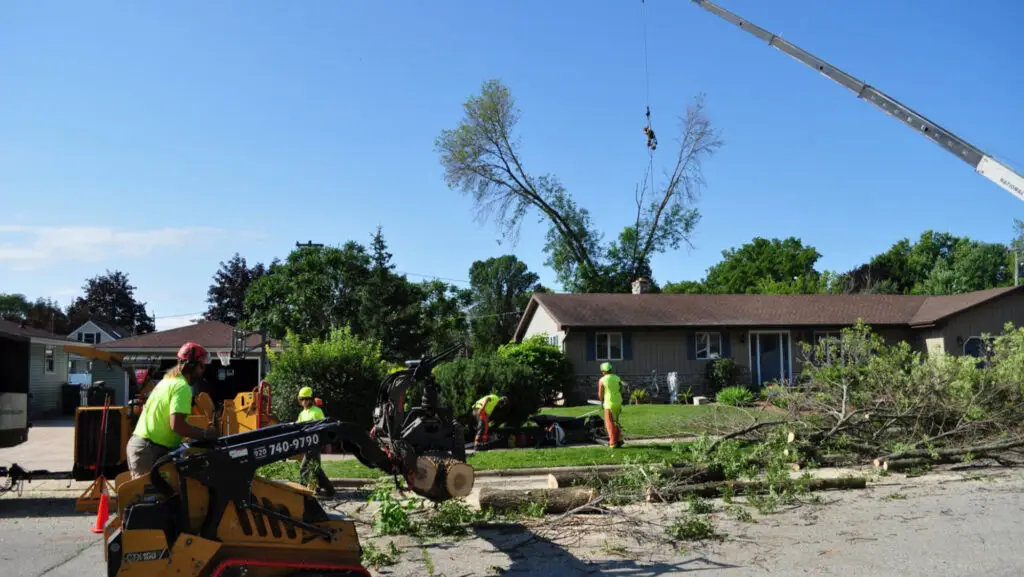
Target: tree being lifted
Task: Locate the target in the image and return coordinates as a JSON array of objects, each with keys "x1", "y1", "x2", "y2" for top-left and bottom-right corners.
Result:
[{"x1": 434, "y1": 79, "x2": 723, "y2": 293}]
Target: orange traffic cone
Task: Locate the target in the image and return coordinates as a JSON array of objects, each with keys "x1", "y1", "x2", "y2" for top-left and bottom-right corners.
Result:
[{"x1": 90, "y1": 492, "x2": 110, "y2": 534}]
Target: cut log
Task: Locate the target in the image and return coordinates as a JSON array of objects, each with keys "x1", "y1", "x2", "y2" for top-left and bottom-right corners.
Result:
[
  {"x1": 411, "y1": 457, "x2": 439, "y2": 494},
  {"x1": 478, "y1": 487, "x2": 599, "y2": 515},
  {"x1": 545, "y1": 464, "x2": 724, "y2": 489},
  {"x1": 646, "y1": 476, "x2": 867, "y2": 503},
  {"x1": 444, "y1": 460, "x2": 475, "y2": 498}
]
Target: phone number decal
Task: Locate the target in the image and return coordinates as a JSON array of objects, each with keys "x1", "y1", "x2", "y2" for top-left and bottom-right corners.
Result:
[{"x1": 252, "y1": 434, "x2": 320, "y2": 460}]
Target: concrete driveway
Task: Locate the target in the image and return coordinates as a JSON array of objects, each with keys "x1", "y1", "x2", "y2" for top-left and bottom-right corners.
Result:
[{"x1": 0, "y1": 419, "x2": 76, "y2": 473}]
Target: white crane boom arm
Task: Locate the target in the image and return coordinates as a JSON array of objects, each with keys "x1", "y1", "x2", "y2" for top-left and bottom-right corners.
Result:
[{"x1": 690, "y1": 0, "x2": 1024, "y2": 202}]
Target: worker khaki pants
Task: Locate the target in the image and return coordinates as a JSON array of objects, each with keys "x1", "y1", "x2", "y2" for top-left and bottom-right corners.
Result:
[{"x1": 127, "y1": 435, "x2": 170, "y2": 479}]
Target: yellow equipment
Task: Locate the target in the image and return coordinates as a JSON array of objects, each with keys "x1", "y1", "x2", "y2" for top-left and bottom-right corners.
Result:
[{"x1": 102, "y1": 344, "x2": 472, "y2": 576}]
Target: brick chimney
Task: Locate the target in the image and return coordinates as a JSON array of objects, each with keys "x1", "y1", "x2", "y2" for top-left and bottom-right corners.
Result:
[{"x1": 631, "y1": 276, "x2": 651, "y2": 295}]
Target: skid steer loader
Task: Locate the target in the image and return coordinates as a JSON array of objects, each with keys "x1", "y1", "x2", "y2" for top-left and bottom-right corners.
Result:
[{"x1": 103, "y1": 344, "x2": 472, "y2": 576}]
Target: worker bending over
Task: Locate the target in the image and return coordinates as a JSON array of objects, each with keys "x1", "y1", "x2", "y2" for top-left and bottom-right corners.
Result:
[
  {"x1": 598, "y1": 362, "x2": 624, "y2": 448},
  {"x1": 126, "y1": 342, "x2": 220, "y2": 479},
  {"x1": 297, "y1": 386, "x2": 335, "y2": 498},
  {"x1": 472, "y1": 393, "x2": 508, "y2": 450}
]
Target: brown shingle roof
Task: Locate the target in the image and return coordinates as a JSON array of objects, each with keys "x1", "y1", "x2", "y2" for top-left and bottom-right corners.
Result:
[
  {"x1": 96, "y1": 321, "x2": 278, "y2": 351},
  {"x1": 519, "y1": 286, "x2": 1023, "y2": 335},
  {"x1": 0, "y1": 319, "x2": 77, "y2": 342}
]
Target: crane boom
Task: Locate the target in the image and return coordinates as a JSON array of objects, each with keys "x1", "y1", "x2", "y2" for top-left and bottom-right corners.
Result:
[{"x1": 690, "y1": 0, "x2": 1024, "y2": 203}]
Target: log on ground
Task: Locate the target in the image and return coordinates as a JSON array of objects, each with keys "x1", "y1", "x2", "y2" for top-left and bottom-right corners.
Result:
[
  {"x1": 646, "y1": 476, "x2": 867, "y2": 503},
  {"x1": 478, "y1": 487, "x2": 600, "y2": 515},
  {"x1": 546, "y1": 464, "x2": 724, "y2": 489}
]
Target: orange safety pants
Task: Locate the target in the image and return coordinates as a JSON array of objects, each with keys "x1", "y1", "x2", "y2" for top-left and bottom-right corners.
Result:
[
  {"x1": 604, "y1": 406, "x2": 622, "y2": 447},
  {"x1": 475, "y1": 409, "x2": 490, "y2": 444}
]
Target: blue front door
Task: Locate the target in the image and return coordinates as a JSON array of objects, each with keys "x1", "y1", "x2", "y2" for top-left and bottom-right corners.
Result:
[{"x1": 749, "y1": 332, "x2": 791, "y2": 387}]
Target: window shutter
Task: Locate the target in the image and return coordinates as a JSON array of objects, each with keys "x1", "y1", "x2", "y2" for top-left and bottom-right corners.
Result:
[
  {"x1": 686, "y1": 332, "x2": 696, "y2": 360},
  {"x1": 623, "y1": 332, "x2": 633, "y2": 361},
  {"x1": 721, "y1": 330, "x2": 731, "y2": 358},
  {"x1": 586, "y1": 332, "x2": 596, "y2": 361}
]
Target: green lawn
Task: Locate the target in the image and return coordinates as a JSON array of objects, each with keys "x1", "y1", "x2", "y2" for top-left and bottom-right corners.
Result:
[
  {"x1": 536, "y1": 403, "x2": 768, "y2": 439},
  {"x1": 260, "y1": 443, "x2": 686, "y2": 481}
]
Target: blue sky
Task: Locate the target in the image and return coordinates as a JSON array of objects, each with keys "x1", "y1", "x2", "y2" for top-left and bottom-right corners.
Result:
[{"x1": 2, "y1": 0, "x2": 1022, "y2": 331}]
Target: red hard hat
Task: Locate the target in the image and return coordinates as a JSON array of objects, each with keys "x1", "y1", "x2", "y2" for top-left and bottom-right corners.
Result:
[{"x1": 177, "y1": 341, "x2": 210, "y2": 365}]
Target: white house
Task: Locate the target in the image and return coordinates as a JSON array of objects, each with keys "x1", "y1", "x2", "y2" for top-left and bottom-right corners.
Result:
[{"x1": 67, "y1": 319, "x2": 130, "y2": 382}]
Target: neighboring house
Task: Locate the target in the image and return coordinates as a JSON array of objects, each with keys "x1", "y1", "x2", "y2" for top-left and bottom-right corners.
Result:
[
  {"x1": 96, "y1": 321, "x2": 281, "y2": 405},
  {"x1": 67, "y1": 319, "x2": 130, "y2": 379},
  {"x1": 0, "y1": 319, "x2": 77, "y2": 419},
  {"x1": 513, "y1": 279, "x2": 1024, "y2": 398}
]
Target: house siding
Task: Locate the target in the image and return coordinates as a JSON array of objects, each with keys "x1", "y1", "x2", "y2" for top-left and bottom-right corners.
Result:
[
  {"x1": 522, "y1": 306, "x2": 566, "y2": 349},
  {"x1": 91, "y1": 362, "x2": 127, "y2": 405},
  {"x1": 930, "y1": 290, "x2": 1024, "y2": 354},
  {"x1": 28, "y1": 343, "x2": 68, "y2": 418}
]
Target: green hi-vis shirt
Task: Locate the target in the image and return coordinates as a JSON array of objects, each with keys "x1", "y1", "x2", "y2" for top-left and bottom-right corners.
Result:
[
  {"x1": 473, "y1": 394, "x2": 500, "y2": 416},
  {"x1": 297, "y1": 405, "x2": 325, "y2": 423},
  {"x1": 600, "y1": 374, "x2": 623, "y2": 409},
  {"x1": 133, "y1": 375, "x2": 192, "y2": 449}
]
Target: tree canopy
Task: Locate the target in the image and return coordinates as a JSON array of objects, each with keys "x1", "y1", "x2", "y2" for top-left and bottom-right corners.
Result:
[
  {"x1": 67, "y1": 270, "x2": 155, "y2": 334},
  {"x1": 467, "y1": 255, "x2": 543, "y2": 352},
  {"x1": 204, "y1": 253, "x2": 271, "y2": 325},
  {"x1": 665, "y1": 228, "x2": 1016, "y2": 296}
]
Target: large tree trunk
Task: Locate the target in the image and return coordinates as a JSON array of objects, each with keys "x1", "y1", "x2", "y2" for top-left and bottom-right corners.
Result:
[
  {"x1": 646, "y1": 476, "x2": 867, "y2": 503},
  {"x1": 478, "y1": 487, "x2": 599, "y2": 515}
]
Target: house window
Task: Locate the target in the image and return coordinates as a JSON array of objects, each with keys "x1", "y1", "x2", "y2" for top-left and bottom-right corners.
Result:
[
  {"x1": 696, "y1": 332, "x2": 722, "y2": 360},
  {"x1": 814, "y1": 331, "x2": 844, "y2": 362},
  {"x1": 596, "y1": 332, "x2": 623, "y2": 361},
  {"x1": 44, "y1": 346, "x2": 55, "y2": 373},
  {"x1": 547, "y1": 335, "x2": 560, "y2": 347},
  {"x1": 83, "y1": 333, "x2": 96, "y2": 344},
  {"x1": 77, "y1": 332, "x2": 83, "y2": 342}
]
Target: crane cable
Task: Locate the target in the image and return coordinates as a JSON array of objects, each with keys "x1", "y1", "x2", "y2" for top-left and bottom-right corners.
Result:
[{"x1": 641, "y1": 1, "x2": 656, "y2": 192}]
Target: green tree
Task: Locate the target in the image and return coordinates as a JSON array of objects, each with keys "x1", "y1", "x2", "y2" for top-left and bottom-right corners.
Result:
[
  {"x1": 703, "y1": 237, "x2": 823, "y2": 294},
  {"x1": 26, "y1": 298, "x2": 72, "y2": 334},
  {"x1": 244, "y1": 242, "x2": 371, "y2": 341},
  {"x1": 497, "y1": 334, "x2": 574, "y2": 402},
  {"x1": 357, "y1": 227, "x2": 425, "y2": 362},
  {"x1": 204, "y1": 253, "x2": 271, "y2": 325},
  {"x1": 843, "y1": 230, "x2": 1011, "y2": 295},
  {"x1": 66, "y1": 270, "x2": 155, "y2": 334},
  {"x1": 265, "y1": 327, "x2": 388, "y2": 429},
  {"x1": 0, "y1": 293, "x2": 31, "y2": 322},
  {"x1": 436, "y1": 79, "x2": 722, "y2": 293},
  {"x1": 467, "y1": 255, "x2": 541, "y2": 351},
  {"x1": 662, "y1": 280, "x2": 708, "y2": 294},
  {"x1": 419, "y1": 280, "x2": 472, "y2": 355}
]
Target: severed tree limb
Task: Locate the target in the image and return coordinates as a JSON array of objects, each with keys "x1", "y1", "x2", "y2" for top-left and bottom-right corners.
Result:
[
  {"x1": 706, "y1": 420, "x2": 790, "y2": 453},
  {"x1": 881, "y1": 437, "x2": 1024, "y2": 462},
  {"x1": 478, "y1": 487, "x2": 600, "y2": 515},
  {"x1": 546, "y1": 464, "x2": 724, "y2": 489},
  {"x1": 645, "y1": 476, "x2": 867, "y2": 503}
]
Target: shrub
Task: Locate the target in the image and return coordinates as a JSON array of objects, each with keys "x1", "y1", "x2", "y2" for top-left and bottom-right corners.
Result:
[
  {"x1": 265, "y1": 327, "x2": 389, "y2": 429},
  {"x1": 497, "y1": 334, "x2": 574, "y2": 403},
  {"x1": 716, "y1": 385, "x2": 755, "y2": 407},
  {"x1": 705, "y1": 358, "x2": 739, "y2": 393},
  {"x1": 629, "y1": 388, "x2": 648, "y2": 405},
  {"x1": 431, "y1": 354, "x2": 540, "y2": 429}
]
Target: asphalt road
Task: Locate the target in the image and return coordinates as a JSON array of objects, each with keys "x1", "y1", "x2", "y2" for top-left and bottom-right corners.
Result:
[{"x1": 4, "y1": 436, "x2": 1024, "y2": 577}]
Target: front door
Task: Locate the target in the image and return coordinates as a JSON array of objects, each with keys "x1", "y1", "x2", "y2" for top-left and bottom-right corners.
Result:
[{"x1": 749, "y1": 332, "x2": 791, "y2": 387}]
